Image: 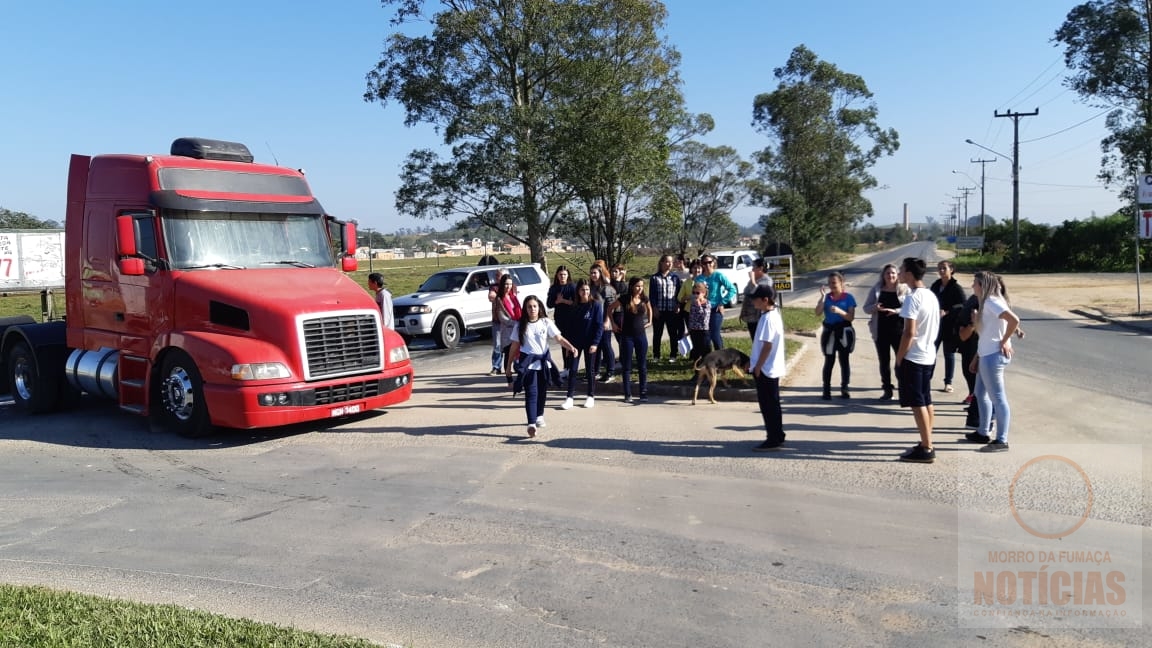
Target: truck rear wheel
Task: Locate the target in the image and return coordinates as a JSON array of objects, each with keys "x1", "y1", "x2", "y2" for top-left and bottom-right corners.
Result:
[
  {"x1": 432, "y1": 313, "x2": 462, "y2": 349},
  {"x1": 7, "y1": 341, "x2": 58, "y2": 414},
  {"x1": 157, "y1": 351, "x2": 212, "y2": 438}
]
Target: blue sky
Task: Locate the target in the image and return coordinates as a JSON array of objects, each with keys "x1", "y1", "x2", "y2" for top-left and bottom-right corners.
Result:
[{"x1": 0, "y1": 1, "x2": 1123, "y2": 234}]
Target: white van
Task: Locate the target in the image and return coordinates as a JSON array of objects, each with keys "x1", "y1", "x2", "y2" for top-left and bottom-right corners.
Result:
[{"x1": 391, "y1": 264, "x2": 550, "y2": 348}]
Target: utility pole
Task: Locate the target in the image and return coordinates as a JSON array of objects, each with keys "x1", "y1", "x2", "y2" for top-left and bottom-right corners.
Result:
[
  {"x1": 957, "y1": 186, "x2": 975, "y2": 235},
  {"x1": 995, "y1": 108, "x2": 1038, "y2": 270},
  {"x1": 366, "y1": 227, "x2": 375, "y2": 273},
  {"x1": 970, "y1": 157, "x2": 996, "y2": 233}
]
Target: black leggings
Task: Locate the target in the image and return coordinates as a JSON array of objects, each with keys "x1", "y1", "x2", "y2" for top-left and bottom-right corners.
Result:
[{"x1": 822, "y1": 350, "x2": 851, "y2": 390}]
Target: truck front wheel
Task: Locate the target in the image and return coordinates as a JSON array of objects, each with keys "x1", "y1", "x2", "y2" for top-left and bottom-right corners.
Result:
[
  {"x1": 7, "y1": 341, "x2": 58, "y2": 414},
  {"x1": 157, "y1": 351, "x2": 211, "y2": 438},
  {"x1": 432, "y1": 313, "x2": 462, "y2": 349}
]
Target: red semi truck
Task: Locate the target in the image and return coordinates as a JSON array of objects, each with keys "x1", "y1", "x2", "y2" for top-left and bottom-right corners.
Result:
[{"x1": 0, "y1": 138, "x2": 413, "y2": 436}]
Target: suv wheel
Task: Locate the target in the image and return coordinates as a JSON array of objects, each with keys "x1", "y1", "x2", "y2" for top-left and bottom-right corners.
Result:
[{"x1": 433, "y1": 313, "x2": 462, "y2": 349}]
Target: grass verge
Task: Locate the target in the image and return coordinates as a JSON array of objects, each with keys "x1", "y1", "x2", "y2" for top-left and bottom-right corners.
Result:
[{"x1": 0, "y1": 584, "x2": 380, "y2": 648}]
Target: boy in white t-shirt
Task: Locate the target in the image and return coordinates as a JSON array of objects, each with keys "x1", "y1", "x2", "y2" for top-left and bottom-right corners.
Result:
[
  {"x1": 895, "y1": 258, "x2": 941, "y2": 464},
  {"x1": 749, "y1": 284, "x2": 787, "y2": 451}
]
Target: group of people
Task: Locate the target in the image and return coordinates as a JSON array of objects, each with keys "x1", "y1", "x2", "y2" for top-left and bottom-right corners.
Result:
[
  {"x1": 486, "y1": 254, "x2": 745, "y2": 438},
  {"x1": 377, "y1": 253, "x2": 1020, "y2": 459},
  {"x1": 814, "y1": 258, "x2": 1022, "y2": 463}
]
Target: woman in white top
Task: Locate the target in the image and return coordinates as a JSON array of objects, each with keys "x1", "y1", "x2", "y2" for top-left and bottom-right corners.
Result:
[
  {"x1": 969, "y1": 271, "x2": 1021, "y2": 452},
  {"x1": 507, "y1": 295, "x2": 576, "y2": 438}
]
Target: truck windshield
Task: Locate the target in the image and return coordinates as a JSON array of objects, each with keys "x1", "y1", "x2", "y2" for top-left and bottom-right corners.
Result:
[{"x1": 162, "y1": 210, "x2": 334, "y2": 270}]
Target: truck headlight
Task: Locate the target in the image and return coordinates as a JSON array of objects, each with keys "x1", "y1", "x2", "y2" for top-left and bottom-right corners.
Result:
[
  {"x1": 404, "y1": 305, "x2": 432, "y2": 314},
  {"x1": 231, "y1": 362, "x2": 292, "y2": 380},
  {"x1": 388, "y1": 345, "x2": 410, "y2": 363}
]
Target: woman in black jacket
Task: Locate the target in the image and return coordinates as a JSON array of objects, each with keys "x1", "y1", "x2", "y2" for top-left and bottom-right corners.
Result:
[
  {"x1": 560, "y1": 279, "x2": 604, "y2": 410},
  {"x1": 930, "y1": 260, "x2": 967, "y2": 394}
]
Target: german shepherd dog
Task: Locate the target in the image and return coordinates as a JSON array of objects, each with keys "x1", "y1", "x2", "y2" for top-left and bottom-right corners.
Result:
[{"x1": 691, "y1": 348, "x2": 752, "y2": 405}]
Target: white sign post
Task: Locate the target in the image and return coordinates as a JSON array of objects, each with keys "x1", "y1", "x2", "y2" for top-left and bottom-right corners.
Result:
[{"x1": 1134, "y1": 175, "x2": 1152, "y2": 314}]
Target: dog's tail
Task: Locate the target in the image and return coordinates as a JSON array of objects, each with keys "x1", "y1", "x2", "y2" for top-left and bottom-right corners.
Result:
[{"x1": 692, "y1": 357, "x2": 702, "y2": 372}]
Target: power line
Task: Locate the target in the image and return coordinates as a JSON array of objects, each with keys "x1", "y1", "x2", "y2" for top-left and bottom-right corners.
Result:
[{"x1": 1022, "y1": 109, "x2": 1111, "y2": 143}]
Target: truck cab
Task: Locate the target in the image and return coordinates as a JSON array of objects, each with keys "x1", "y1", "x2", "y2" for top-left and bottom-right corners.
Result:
[{"x1": 1, "y1": 138, "x2": 414, "y2": 436}]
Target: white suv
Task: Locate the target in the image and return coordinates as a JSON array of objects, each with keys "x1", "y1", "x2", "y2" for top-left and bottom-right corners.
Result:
[
  {"x1": 392, "y1": 263, "x2": 550, "y2": 348},
  {"x1": 708, "y1": 250, "x2": 761, "y2": 303}
]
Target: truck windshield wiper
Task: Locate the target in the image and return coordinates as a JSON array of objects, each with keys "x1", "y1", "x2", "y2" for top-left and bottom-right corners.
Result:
[
  {"x1": 258, "y1": 260, "x2": 316, "y2": 268},
  {"x1": 181, "y1": 263, "x2": 247, "y2": 270}
]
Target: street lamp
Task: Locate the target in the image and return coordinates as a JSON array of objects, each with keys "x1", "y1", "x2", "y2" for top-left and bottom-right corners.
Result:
[{"x1": 966, "y1": 139, "x2": 1018, "y2": 268}]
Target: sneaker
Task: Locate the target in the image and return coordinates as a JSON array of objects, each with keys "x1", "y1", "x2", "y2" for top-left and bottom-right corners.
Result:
[
  {"x1": 880, "y1": 387, "x2": 894, "y2": 401},
  {"x1": 598, "y1": 375, "x2": 616, "y2": 384},
  {"x1": 963, "y1": 394, "x2": 974, "y2": 405},
  {"x1": 623, "y1": 395, "x2": 632, "y2": 403},
  {"x1": 821, "y1": 391, "x2": 832, "y2": 401},
  {"x1": 900, "y1": 443, "x2": 924, "y2": 458},
  {"x1": 490, "y1": 367, "x2": 501, "y2": 376},
  {"x1": 583, "y1": 397, "x2": 595, "y2": 409},
  {"x1": 964, "y1": 432, "x2": 991, "y2": 444},
  {"x1": 560, "y1": 397, "x2": 574, "y2": 410},
  {"x1": 944, "y1": 383, "x2": 954, "y2": 393},
  {"x1": 638, "y1": 394, "x2": 649, "y2": 403},
  {"x1": 752, "y1": 440, "x2": 784, "y2": 452},
  {"x1": 980, "y1": 441, "x2": 1010, "y2": 453},
  {"x1": 899, "y1": 445, "x2": 936, "y2": 463},
  {"x1": 839, "y1": 389, "x2": 850, "y2": 399},
  {"x1": 526, "y1": 425, "x2": 536, "y2": 438},
  {"x1": 535, "y1": 416, "x2": 547, "y2": 428}
]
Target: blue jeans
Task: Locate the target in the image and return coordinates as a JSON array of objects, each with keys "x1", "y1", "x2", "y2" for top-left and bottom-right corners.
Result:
[
  {"x1": 565, "y1": 348, "x2": 598, "y2": 399},
  {"x1": 621, "y1": 334, "x2": 649, "y2": 398},
  {"x1": 522, "y1": 369, "x2": 549, "y2": 425},
  {"x1": 491, "y1": 326, "x2": 503, "y2": 371},
  {"x1": 709, "y1": 310, "x2": 725, "y2": 350},
  {"x1": 974, "y1": 353, "x2": 1011, "y2": 442}
]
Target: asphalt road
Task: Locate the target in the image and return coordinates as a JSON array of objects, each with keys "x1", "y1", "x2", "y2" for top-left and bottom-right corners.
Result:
[{"x1": 1, "y1": 242, "x2": 1149, "y2": 647}]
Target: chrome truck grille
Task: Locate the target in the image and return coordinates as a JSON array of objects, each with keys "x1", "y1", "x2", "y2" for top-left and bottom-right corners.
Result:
[{"x1": 298, "y1": 311, "x2": 383, "y2": 381}]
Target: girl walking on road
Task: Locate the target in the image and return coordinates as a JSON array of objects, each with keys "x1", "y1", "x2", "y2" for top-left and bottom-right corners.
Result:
[
  {"x1": 560, "y1": 279, "x2": 603, "y2": 410},
  {"x1": 493, "y1": 274, "x2": 522, "y2": 388},
  {"x1": 507, "y1": 295, "x2": 576, "y2": 438}
]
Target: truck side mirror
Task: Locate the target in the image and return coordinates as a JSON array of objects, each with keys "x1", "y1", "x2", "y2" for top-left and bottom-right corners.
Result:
[
  {"x1": 344, "y1": 222, "x2": 357, "y2": 257},
  {"x1": 116, "y1": 215, "x2": 138, "y2": 257},
  {"x1": 119, "y1": 258, "x2": 146, "y2": 276},
  {"x1": 115, "y1": 215, "x2": 145, "y2": 275},
  {"x1": 342, "y1": 257, "x2": 358, "y2": 272}
]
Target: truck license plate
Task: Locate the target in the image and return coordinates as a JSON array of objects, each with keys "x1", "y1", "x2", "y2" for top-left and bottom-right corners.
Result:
[{"x1": 330, "y1": 403, "x2": 363, "y2": 417}]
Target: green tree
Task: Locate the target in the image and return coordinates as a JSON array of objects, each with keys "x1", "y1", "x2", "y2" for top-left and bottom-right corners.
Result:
[
  {"x1": 0, "y1": 208, "x2": 59, "y2": 229},
  {"x1": 666, "y1": 140, "x2": 752, "y2": 255},
  {"x1": 749, "y1": 45, "x2": 899, "y2": 266},
  {"x1": 1055, "y1": 1, "x2": 1152, "y2": 203},
  {"x1": 365, "y1": 0, "x2": 686, "y2": 271}
]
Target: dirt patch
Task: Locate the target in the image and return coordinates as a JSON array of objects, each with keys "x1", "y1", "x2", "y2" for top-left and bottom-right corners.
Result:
[{"x1": 996, "y1": 272, "x2": 1147, "y2": 319}]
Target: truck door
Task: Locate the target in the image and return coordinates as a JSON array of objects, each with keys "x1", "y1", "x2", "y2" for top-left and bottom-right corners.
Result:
[{"x1": 116, "y1": 210, "x2": 171, "y2": 357}]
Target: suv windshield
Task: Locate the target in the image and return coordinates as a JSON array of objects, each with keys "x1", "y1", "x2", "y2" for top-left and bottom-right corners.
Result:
[
  {"x1": 418, "y1": 271, "x2": 469, "y2": 292},
  {"x1": 163, "y1": 209, "x2": 334, "y2": 270}
]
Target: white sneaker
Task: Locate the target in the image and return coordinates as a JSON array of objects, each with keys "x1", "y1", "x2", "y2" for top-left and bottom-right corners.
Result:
[
  {"x1": 560, "y1": 398, "x2": 574, "y2": 410},
  {"x1": 583, "y1": 397, "x2": 595, "y2": 409},
  {"x1": 535, "y1": 416, "x2": 546, "y2": 428}
]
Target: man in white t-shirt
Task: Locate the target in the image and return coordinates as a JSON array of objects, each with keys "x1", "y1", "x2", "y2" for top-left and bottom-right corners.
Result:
[
  {"x1": 895, "y1": 257, "x2": 941, "y2": 464},
  {"x1": 749, "y1": 284, "x2": 786, "y2": 451}
]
